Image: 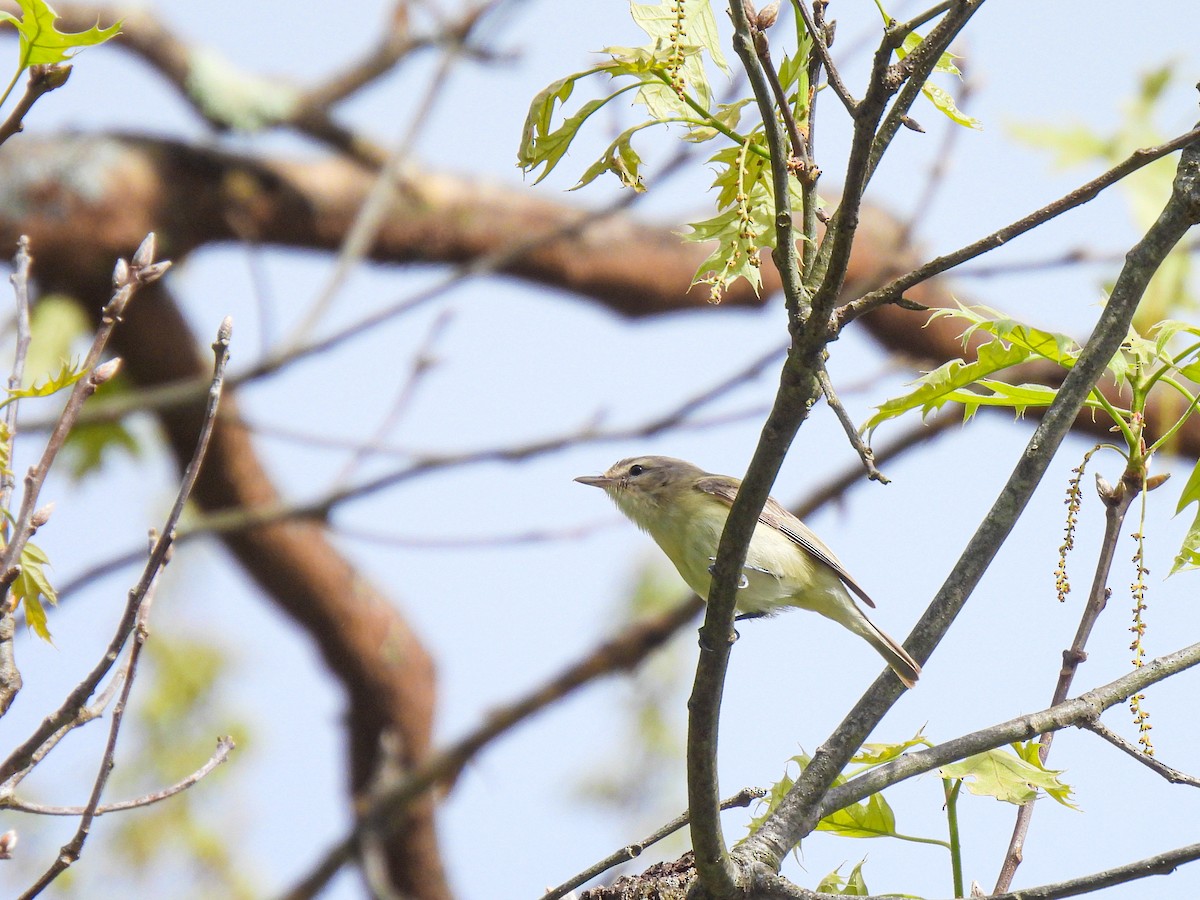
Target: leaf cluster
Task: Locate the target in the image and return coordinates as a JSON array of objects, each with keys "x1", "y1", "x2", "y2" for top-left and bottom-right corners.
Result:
[{"x1": 865, "y1": 304, "x2": 1200, "y2": 572}]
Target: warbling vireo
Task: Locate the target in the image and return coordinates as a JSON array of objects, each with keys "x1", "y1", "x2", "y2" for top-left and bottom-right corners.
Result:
[{"x1": 575, "y1": 456, "x2": 921, "y2": 688}]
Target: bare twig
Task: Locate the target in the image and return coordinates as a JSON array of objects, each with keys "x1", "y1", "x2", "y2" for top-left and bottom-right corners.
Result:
[
  {"x1": 278, "y1": 596, "x2": 703, "y2": 900},
  {"x1": 331, "y1": 308, "x2": 452, "y2": 488},
  {"x1": 334, "y1": 518, "x2": 618, "y2": 550},
  {"x1": 50, "y1": 401, "x2": 775, "y2": 608},
  {"x1": 1083, "y1": 718, "x2": 1200, "y2": 788},
  {"x1": 0, "y1": 235, "x2": 170, "y2": 604},
  {"x1": 2, "y1": 236, "x2": 33, "y2": 510},
  {"x1": 6, "y1": 736, "x2": 236, "y2": 816},
  {"x1": 753, "y1": 22, "x2": 812, "y2": 174},
  {"x1": 793, "y1": 0, "x2": 857, "y2": 115},
  {"x1": 18, "y1": 318, "x2": 231, "y2": 898},
  {"x1": 817, "y1": 361, "x2": 889, "y2": 483},
  {"x1": 0, "y1": 236, "x2": 34, "y2": 715},
  {"x1": 839, "y1": 124, "x2": 1200, "y2": 327},
  {"x1": 994, "y1": 471, "x2": 1139, "y2": 892},
  {"x1": 291, "y1": 2, "x2": 498, "y2": 117},
  {"x1": 793, "y1": 411, "x2": 957, "y2": 520},
  {"x1": 285, "y1": 4, "x2": 489, "y2": 348},
  {"x1": 540, "y1": 787, "x2": 766, "y2": 900}
]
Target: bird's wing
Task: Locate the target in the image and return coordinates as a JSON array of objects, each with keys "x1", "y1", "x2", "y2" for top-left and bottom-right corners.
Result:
[{"x1": 693, "y1": 476, "x2": 878, "y2": 609}]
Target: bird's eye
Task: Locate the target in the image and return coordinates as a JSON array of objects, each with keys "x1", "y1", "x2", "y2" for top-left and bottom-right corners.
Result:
[{"x1": 628, "y1": 464, "x2": 645, "y2": 477}]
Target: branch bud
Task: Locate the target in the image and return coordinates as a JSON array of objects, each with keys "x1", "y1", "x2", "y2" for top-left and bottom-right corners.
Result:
[
  {"x1": 92, "y1": 357, "x2": 122, "y2": 385},
  {"x1": 31, "y1": 502, "x2": 54, "y2": 529},
  {"x1": 137, "y1": 260, "x2": 173, "y2": 284},
  {"x1": 132, "y1": 232, "x2": 157, "y2": 269},
  {"x1": 755, "y1": 2, "x2": 779, "y2": 30},
  {"x1": 1145, "y1": 472, "x2": 1171, "y2": 491},
  {"x1": 31, "y1": 63, "x2": 71, "y2": 91},
  {"x1": 112, "y1": 257, "x2": 129, "y2": 287},
  {"x1": 0, "y1": 829, "x2": 16, "y2": 859}
]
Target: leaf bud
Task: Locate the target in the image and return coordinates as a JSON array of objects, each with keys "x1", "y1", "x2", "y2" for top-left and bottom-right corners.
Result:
[{"x1": 132, "y1": 232, "x2": 157, "y2": 268}]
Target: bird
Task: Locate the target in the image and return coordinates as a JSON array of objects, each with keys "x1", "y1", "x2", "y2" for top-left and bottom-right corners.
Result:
[{"x1": 575, "y1": 455, "x2": 921, "y2": 688}]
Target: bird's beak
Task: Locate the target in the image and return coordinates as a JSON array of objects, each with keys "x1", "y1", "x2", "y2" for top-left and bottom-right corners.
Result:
[{"x1": 574, "y1": 474, "x2": 612, "y2": 489}]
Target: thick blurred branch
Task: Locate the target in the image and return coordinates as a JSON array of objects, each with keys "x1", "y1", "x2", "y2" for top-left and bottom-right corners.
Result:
[{"x1": 1, "y1": 132, "x2": 1193, "y2": 452}]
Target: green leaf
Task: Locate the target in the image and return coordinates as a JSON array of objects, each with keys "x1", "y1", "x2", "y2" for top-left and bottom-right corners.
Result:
[
  {"x1": 2, "y1": 358, "x2": 86, "y2": 407},
  {"x1": 863, "y1": 338, "x2": 1030, "y2": 436},
  {"x1": 1171, "y1": 456, "x2": 1200, "y2": 574},
  {"x1": 683, "y1": 137, "x2": 782, "y2": 300},
  {"x1": 631, "y1": 0, "x2": 729, "y2": 75},
  {"x1": 817, "y1": 790, "x2": 898, "y2": 840},
  {"x1": 898, "y1": 31, "x2": 961, "y2": 77},
  {"x1": 572, "y1": 122, "x2": 655, "y2": 192},
  {"x1": 684, "y1": 98, "x2": 752, "y2": 143},
  {"x1": 940, "y1": 743, "x2": 1075, "y2": 808},
  {"x1": 889, "y1": 20, "x2": 980, "y2": 129},
  {"x1": 64, "y1": 416, "x2": 141, "y2": 479},
  {"x1": 941, "y1": 380, "x2": 1063, "y2": 423},
  {"x1": 520, "y1": 83, "x2": 640, "y2": 184},
  {"x1": 748, "y1": 747, "x2": 917, "y2": 842},
  {"x1": 0, "y1": 0, "x2": 120, "y2": 69},
  {"x1": 921, "y1": 81, "x2": 982, "y2": 130},
  {"x1": 13, "y1": 539, "x2": 57, "y2": 641},
  {"x1": 849, "y1": 733, "x2": 933, "y2": 770},
  {"x1": 517, "y1": 62, "x2": 627, "y2": 181},
  {"x1": 816, "y1": 859, "x2": 871, "y2": 896},
  {"x1": 928, "y1": 303, "x2": 1083, "y2": 368}
]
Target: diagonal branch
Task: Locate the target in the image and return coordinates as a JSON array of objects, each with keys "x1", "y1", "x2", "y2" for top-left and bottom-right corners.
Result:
[{"x1": 743, "y1": 120, "x2": 1200, "y2": 872}]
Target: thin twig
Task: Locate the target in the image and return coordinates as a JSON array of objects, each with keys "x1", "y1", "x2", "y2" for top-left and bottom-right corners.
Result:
[
  {"x1": 753, "y1": 23, "x2": 812, "y2": 173},
  {"x1": 994, "y1": 471, "x2": 1138, "y2": 892},
  {"x1": 331, "y1": 308, "x2": 452, "y2": 488},
  {"x1": 290, "y1": 2, "x2": 498, "y2": 116},
  {"x1": 0, "y1": 235, "x2": 170, "y2": 605},
  {"x1": 18, "y1": 318, "x2": 231, "y2": 898},
  {"x1": 817, "y1": 361, "x2": 888, "y2": 483},
  {"x1": 540, "y1": 787, "x2": 766, "y2": 900},
  {"x1": 793, "y1": 0, "x2": 856, "y2": 115},
  {"x1": 334, "y1": 518, "x2": 618, "y2": 550},
  {"x1": 284, "y1": 13, "x2": 483, "y2": 348},
  {"x1": 6, "y1": 736, "x2": 236, "y2": 815},
  {"x1": 0, "y1": 236, "x2": 34, "y2": 715},
  {"x1": 2, "y1": 235, "x2": 33, "y2": 511},
  {"x1": 50, "y1": 402, "x2": 775, "y2": 608},
  {"x1": 839, "y1": 124, "x2": 1200, "y2": 327},
  {"x1": 1083, "y1": 719, "x2": 1200, "y2": 788}
]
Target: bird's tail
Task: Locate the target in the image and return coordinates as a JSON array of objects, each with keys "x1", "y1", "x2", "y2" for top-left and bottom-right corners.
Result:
[{"x1": 823, "y1": 599, "x2": 922, "y2": 688}]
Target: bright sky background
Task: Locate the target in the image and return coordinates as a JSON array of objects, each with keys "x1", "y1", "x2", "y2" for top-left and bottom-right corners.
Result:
[{"x1": 3, "y1": 1, "x2": 1200, "y2": 898}]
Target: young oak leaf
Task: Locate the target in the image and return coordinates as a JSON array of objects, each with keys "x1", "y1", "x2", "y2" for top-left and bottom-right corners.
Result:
[
  {"x1": 0, "y1": 0, "x2": 120, "y2": 70},
  {"x1": 12, "y1": 540, "x2": 57, "y2": 642},
  {"x1": 940, "y1": 743, "x2": 1076, "y2": 808},
  {"x1": 816, "y1": 859, "x2": 871, "y2": 896}
]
